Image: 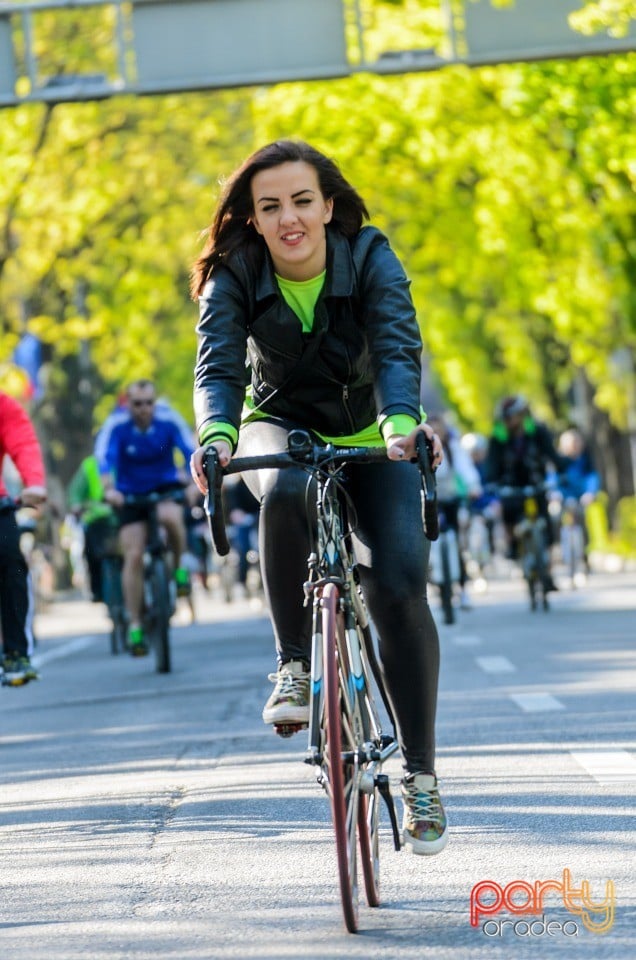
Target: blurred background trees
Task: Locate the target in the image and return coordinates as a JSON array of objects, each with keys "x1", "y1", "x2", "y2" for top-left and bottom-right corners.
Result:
[{"x1": 1, "y1": 0, "x2": 634, "y2": 515}]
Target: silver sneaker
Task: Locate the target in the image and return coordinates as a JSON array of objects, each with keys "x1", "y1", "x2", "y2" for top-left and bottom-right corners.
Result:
[
  {"x1": 401, "y1": 772, "x2": 449, "y2": 855},
  {"x1": 262, "y1": 660, "x2": 310, "y2": 725}
]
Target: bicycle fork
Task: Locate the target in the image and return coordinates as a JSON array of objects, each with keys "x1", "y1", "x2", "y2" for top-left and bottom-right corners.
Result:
[{"x1": 304, "y1": 588, "x2": 402, "y2": 852}]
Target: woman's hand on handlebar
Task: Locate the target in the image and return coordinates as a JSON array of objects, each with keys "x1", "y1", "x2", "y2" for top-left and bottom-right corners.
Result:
[
  {"x1": 190, "y1": 440, "x2": 232, "y2": 495},
  {"x1": 386, "y1": 423, "x2": 443, "y2": 467}
]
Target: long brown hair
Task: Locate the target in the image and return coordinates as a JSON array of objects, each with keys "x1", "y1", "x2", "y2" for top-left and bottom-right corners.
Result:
[{"x1": 189, "y1": 140, "x2": 369, "y2": 298}]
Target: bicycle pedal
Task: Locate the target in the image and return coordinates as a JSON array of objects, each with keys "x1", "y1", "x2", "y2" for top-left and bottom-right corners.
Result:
[{"x1": 273, "y1": 722, "x2": 308, "y2": 739}]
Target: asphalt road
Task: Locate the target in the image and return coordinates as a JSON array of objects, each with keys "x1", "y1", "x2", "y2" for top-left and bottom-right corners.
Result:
[{"x1": 0, "y1": 567, "x2": 634, "y2": 960}]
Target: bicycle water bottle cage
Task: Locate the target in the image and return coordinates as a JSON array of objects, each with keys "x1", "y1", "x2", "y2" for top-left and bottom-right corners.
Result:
[{"x1": 287, "y1": 429, "x2": 314, "y2": 462}]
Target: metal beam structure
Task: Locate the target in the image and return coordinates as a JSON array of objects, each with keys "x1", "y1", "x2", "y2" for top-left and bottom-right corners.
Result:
[
  {"x1": 462, "y1": 0, "x2": 635, "y2": 65},
  {"x1": 0, "y1": 0, "x2": 634, "y2": 108}
]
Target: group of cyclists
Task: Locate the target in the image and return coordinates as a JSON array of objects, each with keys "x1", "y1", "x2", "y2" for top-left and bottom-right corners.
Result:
[
  {"x1": 0, "y1": 138, "x2": 603, "y2": 860},
  {"x1": 424, "y1": 396, "x2": 601, "y2": 613},
  {"x1": 67, "y1": 381, "x2": 262, "y2": 644},
  {"x1": 376, "y1": 397, "x2": 600, "y2": 618}
]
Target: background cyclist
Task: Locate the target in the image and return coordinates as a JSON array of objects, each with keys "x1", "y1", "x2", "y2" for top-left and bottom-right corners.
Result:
[
  {"x1": 100, "y1": 379, "x2": 195, "y2": 655},
  {"x1": 485, "y1": 394, "x2": 564, "y2": 591},
  {"x1": 553, "y1": 426, "x2": 601, "y2": 572},
  {"x1": 426, "y1": 412, "x2": 483, "y2": 610},
  {"x1": 67, "y1": 452, "x2": 117, "y2": 603},
  {"x1": 0, "y1": 391, "x2": 47, "y2": 685}
]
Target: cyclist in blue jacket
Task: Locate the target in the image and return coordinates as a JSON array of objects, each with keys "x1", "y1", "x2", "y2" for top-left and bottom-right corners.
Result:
[
  {"x1": 100, "y1": 379, "x2": 195, "y2": 655},
  {"x1": 556, "y1": 428, "x2": 600, "y2": 503}
]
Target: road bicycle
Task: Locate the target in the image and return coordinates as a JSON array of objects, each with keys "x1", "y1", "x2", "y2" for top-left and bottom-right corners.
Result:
[
  {"x1": 494, "y1": 483, "x2": 552, "y2": 611},
  {"x1": 120, "y1": 490, "x2": 183, "y2": 673},
  {"x1": 203, "y1": 430, "x2": 438, "y2": 933}
]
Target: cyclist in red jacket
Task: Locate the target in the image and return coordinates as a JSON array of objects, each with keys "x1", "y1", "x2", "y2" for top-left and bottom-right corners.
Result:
[{"x1": 0, "y1": 392, "x2": 47, "y2": 685}]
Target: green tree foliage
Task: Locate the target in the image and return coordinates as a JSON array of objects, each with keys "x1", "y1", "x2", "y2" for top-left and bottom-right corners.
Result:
[
  {"x1": 570, "y1": 1, "x2": 636, "y2": 36},
  {"x1": 251, "y1": 54, "x2": 635, "y2": 436},
  {"x1": 0, "y1": 0, "x2": 634, "y2": 503}
]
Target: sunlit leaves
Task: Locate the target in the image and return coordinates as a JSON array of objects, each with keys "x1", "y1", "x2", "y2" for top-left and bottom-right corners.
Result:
[
  {"x1": 570, "y1": 1, "x2": 636, "y2": 38},
  {"x1": 0, "y1": 0, "x2": 634, "y2": 446}
]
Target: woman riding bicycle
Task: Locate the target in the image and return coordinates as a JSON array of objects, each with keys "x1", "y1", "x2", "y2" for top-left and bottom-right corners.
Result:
[{"x1": 189, "y1": 139, "x2": 447, "y2": 855}]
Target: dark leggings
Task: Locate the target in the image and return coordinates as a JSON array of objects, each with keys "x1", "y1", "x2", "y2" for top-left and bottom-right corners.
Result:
[
  {"x1": 236, "y1": 419, "x2": 440, "y2": 774},
  {"x1": 0, "y1": 511, "x2": 30, "y2": 658}
]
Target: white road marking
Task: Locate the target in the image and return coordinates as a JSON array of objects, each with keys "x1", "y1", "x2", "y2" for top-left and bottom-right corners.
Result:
[
  {"x1": 509, "y1": 692, "x2": 565, "y2": 712},
  {"x1": 33, "y1": 635, "x2": 100, "y2": 666},
  {"x1": 453, "y1": 635, "x2": 483, "y2": 648},
  {"x1": 570, "y1": 750, "x2": 636, "y2": 784},
  {"x1": 475, "y1": 655, "x2": 516, "y2": 674}
]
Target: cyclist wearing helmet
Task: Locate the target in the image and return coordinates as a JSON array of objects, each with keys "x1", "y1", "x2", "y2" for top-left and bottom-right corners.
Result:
[{"x1": 486, "y1": 395, "x2": 564, "y2": 589}]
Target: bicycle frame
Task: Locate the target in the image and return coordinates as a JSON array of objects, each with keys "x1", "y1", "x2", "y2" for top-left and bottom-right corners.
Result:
[
  {"x1": 301, "y1": 457, "x2": 397, "y2": 765},
  {"x1": 203, "y1": 428, "x2": 438, "y2": 933}
]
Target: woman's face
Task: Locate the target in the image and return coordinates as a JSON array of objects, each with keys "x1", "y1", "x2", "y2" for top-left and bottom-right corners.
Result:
[{"x1": 250, "y1": 161, "x2": 333, "y2": 281}]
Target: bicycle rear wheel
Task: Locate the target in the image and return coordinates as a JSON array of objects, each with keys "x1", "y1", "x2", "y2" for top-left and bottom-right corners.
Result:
[
  {"x1": 147, "y1": 558, "x2": 172, "y2": 673},
  {"x1": 322, "y1": 582, "x2": 360, "y2": 933}
]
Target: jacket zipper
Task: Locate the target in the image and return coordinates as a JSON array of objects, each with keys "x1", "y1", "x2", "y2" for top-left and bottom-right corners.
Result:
[{"x1": 342, "y1": 384, "x2": 356, "y2": 433}]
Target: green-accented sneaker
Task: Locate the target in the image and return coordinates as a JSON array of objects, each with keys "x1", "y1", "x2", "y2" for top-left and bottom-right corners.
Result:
[
  {"x1": 262, "y1": 660, "x2": 310, "y2": 725},
  {"x1": 128, "y1": 626, "x2": 148, "y2": 657},
  {"x1": 1, "y1": 653, "x2": 39, "y2": 686},
  {"x1": 174, "y1": 566, "x2": 192, "y2": 598},
  {"x1": 401, "y1": 772, "x2": 449, "y2": 855}
]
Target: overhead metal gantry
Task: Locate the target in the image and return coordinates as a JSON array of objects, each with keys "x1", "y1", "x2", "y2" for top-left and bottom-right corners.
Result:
[{"x1": 0, "y1": 0, "x2": 634, "y2": 108}]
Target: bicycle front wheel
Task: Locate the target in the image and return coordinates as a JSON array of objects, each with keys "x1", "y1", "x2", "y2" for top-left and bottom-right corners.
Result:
[
  {"x1": 102, "y1": 558, "x2": 125, "y2": 655},
  {"x1": 147, "y1": 558, "x2": 172, "y2": 673},
  {"x1": 322, "y1": 582, "x2": 360, "y2": 933},
  {"x1": 358, "y1": 788, "x2": 380, "y2": 908},
  {"x1": 439, "y1": 538, "x2": 455, "y2": 625}
]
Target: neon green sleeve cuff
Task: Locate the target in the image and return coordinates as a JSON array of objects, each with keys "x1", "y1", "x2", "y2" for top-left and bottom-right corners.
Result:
[
  {"x1": 199, "y1": 421, "x2": 239, "y2": 450},
  {"x1": 380, "y1": 414, "x2": 419, "y2": 444}
]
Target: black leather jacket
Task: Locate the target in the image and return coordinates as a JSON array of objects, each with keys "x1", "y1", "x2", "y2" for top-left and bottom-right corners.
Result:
[{"x1": 194, "y1": 225, "x2": 422, "y2": 441}]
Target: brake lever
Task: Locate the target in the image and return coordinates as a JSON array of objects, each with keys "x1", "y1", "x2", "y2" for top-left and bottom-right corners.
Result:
[
  {"x1": 202, "y1": 446, "x2": 231, "y2": 556},
  {"x1": 415, "y1": 431, "x2": 439, "y2": 542}
]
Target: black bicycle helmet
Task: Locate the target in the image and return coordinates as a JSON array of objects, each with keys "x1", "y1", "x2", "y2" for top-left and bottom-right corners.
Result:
[{"x1": 497, "y1": 394, "x2": 529, "y2": 420}]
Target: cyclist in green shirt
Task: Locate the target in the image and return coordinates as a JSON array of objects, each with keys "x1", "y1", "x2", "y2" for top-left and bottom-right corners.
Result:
[
  {"x1": 189, "y1": 140, "x2": 448, "y2": 856},
  {"x1": 67, "y1": 454, "x2": 117, "y2": 603}
]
